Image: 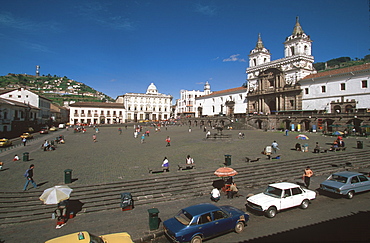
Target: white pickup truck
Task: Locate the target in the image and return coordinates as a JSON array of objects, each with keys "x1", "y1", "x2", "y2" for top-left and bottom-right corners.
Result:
[{"x1": 246, "y1": 182, "x2": 316, "y2": 218}]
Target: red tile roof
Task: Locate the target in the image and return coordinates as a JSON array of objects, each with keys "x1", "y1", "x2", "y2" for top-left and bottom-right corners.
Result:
[
  {"x1": 301, "y1": 63, "x2": 370, "y2": 80},
  {"x1": 197, "y1": 86, "x2": 247, "y2": 98}
]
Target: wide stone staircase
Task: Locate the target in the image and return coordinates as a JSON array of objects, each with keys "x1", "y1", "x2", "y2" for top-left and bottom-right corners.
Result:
[{"x1": 1, "y1": 150, "x2": 369, "y2": 225}]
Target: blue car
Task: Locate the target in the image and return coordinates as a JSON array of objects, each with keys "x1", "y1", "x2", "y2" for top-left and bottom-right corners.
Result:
[
  {"x1": 163, "y1": 203, "x2": 249, "y2": 243},
  {"x1": 320, "y1": 171, "x2": 370, "y2": 199}
]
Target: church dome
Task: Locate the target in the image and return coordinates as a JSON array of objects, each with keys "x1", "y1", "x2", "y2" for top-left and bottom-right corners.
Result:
[{"x1": 146, "y1": 83, "x2": 158, "y2": 95}]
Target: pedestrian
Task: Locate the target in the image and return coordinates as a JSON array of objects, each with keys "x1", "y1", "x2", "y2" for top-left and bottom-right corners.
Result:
[
  {"x1": 303, "y1": 166, "x2": 314, "y2": 188},
  {"x1": 188, "y1": 127, "x2": 192, "y2": 132},
  {"x1": 206, "y1": 130, "x2": 211, "y2": 138},
  {"x1": 166, "y1": 136, "x2": 171, "y2": 147},
  {"x1": 22, "y1": 137, "x2": 27, "y2": 146},
  {"x1": 0, "y1": 161, "x2": 3, "y2": 170},
  {"x1": 186, "y1": 155, "x2": 194, "y2": 165},
  {"x1": 146, "y1": 130, "x2": 150, "y2": 137},
  {"x1": 141, "y1": 134, "x2": 145, "y2": 144},
  {"x1": 162, "y1": 157, "x2": 169, "y2": 171},
  {"x1": 271, "y1": 141, "x2": 279, "y2": 153},
  {"x1": 285, "y1": 129, "x2": 289, "y2": 136},
  {"x1": 314, "y1": 142, "x2": 320, "y2": 153},
  {"x1": 92, "y1": 134, "x2": 97, "y2": 143},
  {"x1": 210, "y1": 187, "x2": 220, "y2": 202},
  {"x1": 118, "y1": 127, "x2": 122, "y2": 135},
  {"x1": 13, "y1": 154, "x2": 20, "y2": 161},
  {"x1": 23, "y1": 164, "x2": 37, "y2": 191}
]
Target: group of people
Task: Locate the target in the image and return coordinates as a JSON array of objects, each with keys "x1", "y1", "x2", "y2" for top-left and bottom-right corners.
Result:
[
  {"x1": 329, "y1": 136, "x2": 345, "y2": 151},
  {"x1": 211, "y1": 178, "x2": 239, "y2": 202}
]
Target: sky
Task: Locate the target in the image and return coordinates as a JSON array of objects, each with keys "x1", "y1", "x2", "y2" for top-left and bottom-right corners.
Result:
[{"x1": 0, "y1": 0, "x2": 369, "y2": 101}]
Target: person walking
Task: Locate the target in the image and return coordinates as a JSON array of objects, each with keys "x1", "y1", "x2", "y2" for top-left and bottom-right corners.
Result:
[
  {"x1": 141, "y1": 134, "x2": 145, "y2": 144},
  {"x1": 118, "y1": 127, "x2": 122, "y2": 135},
  {"x1": 22, "y1": 137, "x2": 27, "y2": 146},
  {"x1": 271, "y1": 141, "x2": 279, "y2": 153},
  {"x1": 92, "y1": 134, "x2": 97, "y2": 143},
  {"x1": 23, "y1": 164, "x2": 37, "y2": 191},
  {"x1": 165, "y1": 136, "x2": 171, "y2": 147},
  {"x1": 303, "y1": 166, "x2": 314, "y2": 188}
]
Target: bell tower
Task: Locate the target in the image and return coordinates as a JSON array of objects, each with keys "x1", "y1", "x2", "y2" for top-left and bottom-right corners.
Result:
[
  {"x1": 249, "y1": 33, "x2": 271, "y2": 68},
  {"x1": 284, "y1": 16, "x2": 312, "y2": 58}
]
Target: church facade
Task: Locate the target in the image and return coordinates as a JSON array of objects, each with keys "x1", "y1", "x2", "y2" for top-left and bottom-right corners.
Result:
[{"x1": 246, "y1": 17, "x2": 316, "y2": 114}]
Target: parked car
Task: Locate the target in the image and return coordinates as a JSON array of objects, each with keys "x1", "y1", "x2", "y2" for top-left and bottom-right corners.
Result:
[
  {"x1": 20, "y1": 133, "x2": 33, "y2": 139},
  {"x1": 163, "y1": 203, "x2": 249, "y2": 243},
  {"x1": 0, "y1": 138, "x2": 12, "y2": 147},
  {"x1": 40, "y1": 128, "x2": 49, "y2": 134},
  {"x1": 319, "y1": 171, "x2": 370, "y2": 199},
  {"x1": 45, "y1": 231, "x2": 132, "y2": 243},
  {"x1": 49, "y1": 126, "x2": 58, "y2": 132},
  {"x1": 246, "y1": 182, "x2": 316, "y2": 218},
  {"x1": 58, "y1": 123, "x2": 66, "y2": 129}
]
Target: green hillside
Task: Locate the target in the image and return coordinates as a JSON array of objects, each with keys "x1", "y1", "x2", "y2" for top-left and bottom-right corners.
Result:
[{"x1": 0, "y1": 74, "x2": 114, "y2": 105}]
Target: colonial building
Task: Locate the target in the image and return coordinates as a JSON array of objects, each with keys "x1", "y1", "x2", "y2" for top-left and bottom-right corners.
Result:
[
  {"x1": 116, "y1": 83, "x2": 172, "y2": 122},
  {"x1": 176, "y1": 82, "x2": 211, "y2": 118},
  {"x1": 195, "y1": 86, "x2": 248, "y2": 118},
  {"x1": 299, "y1": 63, "x2": 370, "y2": 113},
  {"x1": 0, "y1": 88, "x2": 51, "y2": 125},
  {"x1": 246, "y1": 17, "x2": 316, "y2": 114},
  {"x1": 69, "y1": 102, "x2": 125, "y2": 125},
  {"x1": 0, "y1": 97, "x2": 39, "y2": 133}
]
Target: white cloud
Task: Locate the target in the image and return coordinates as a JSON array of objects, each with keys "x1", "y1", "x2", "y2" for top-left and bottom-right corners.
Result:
[
  {"x1": 223, "y1": 54, "x2": 246, "y2": 62},
  {"x1": 194, "y1": 4, "x2": 217, "y2": 16}
]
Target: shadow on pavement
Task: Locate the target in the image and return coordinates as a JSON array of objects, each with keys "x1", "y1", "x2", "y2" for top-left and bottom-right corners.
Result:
[{"x1": 244, "y1": 210, "x2": 370, "y2": 242}]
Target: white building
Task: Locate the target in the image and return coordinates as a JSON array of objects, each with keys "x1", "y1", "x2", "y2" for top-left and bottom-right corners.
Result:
[
  {"x1": 176, "y1": 82, "x2": 211, "y2": 118},
  {"x1": 246, "y1": 17, "x2": 316, "y2": 114},
  {"x1": 116, "y1": 83, "x2": 172, "y2": 122},
  {"x1": 0, "y1": 88, "x2": 51, "y2": 124},
  {"x1": 69, "y1": 102, "x2": 125, "y2": 125},
  {"x1": 299, "y1": 63, "x2": 370, "y2": 113},
  {"x1": 195, "y1": 87, "x2": 248, "y2": 118}
]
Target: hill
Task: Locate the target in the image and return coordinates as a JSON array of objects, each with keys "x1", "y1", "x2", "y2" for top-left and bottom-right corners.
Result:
[{"x1": 0, "y1": 74, "x2": 114, "y2": 105}]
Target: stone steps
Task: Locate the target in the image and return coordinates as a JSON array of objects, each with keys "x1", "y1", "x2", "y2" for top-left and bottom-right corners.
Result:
[{"x1": 1, "y1": 150, "x2": 370, "y2": 225}]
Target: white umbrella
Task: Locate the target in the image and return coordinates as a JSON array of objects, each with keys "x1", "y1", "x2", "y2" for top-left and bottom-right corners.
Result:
[{"x1": 39, "y1": 185, "x2": 73, "y2": 205}]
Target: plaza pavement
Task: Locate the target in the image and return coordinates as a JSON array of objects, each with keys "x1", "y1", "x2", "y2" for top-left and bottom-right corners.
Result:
[{"x1": 0, "y1": 125, "x2": 368, "y2": 242}]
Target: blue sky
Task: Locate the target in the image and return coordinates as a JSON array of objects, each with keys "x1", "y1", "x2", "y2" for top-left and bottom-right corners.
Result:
[{"x1": 0, "y1": 0, "x2": 368, "y2": 101}]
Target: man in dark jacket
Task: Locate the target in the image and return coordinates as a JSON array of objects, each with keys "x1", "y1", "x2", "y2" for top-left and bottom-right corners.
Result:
[{"x1": 23, "y1": 164, "x2": 37, "y2": 191}]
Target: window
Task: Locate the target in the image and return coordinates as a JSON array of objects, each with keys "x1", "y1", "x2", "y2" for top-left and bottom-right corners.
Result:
[
  {"x1": 212, "y1": 210, "x2": 227, "y2": 220},
  {"x1": 291, "y1": 187, "x2": 302, "y2": 195},
  {"x1": 289, "y1": 100, "x2": 294, "y2": 107},
  {"x1": 283, "y1": 189, "x2": 292, "y2": 198},
  {"x1": 358, "y1": 175, "x2": 369, "y2": 182},
  {"x1": 321, "y1": 86, "x2": 326, "y2": 93},
  {"x1": 198, "y1": 213, "x2": 212, "y2": 224},
  {"x1": 340, "y1": 83, "x2": 346, "y2": 90},
  {"x1": 362, "y1": 80, "x2": 368, "y2": 88},
  {"x1": 350, "y1": 176, "x2": 359, "y2": 184},
  {"x1": 305, "y1": 88, "x2": 309, "y2": 94}
]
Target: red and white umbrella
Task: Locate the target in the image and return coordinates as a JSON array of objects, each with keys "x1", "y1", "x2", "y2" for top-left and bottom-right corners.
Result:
[{"x1": 214, "y1": 167, "x2": 238, "y2": 177}]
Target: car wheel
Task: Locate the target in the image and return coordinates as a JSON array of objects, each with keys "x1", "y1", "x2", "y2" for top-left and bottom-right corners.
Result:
[
  {"x1": 191, "y1": 235, "x2": 202, "y2": 243},
  {"x1": 265, "y1": 207, "x2": 277, "y2": 218},
  {"x1": 300, "y1": 199, "x2": 309, "y2": 209},
  {"x1": 346, "y1": 191, "x2": 354, "y2": 199},
  {"x1": 235, "y1": 221, "x2": 244, "y2": 233}
]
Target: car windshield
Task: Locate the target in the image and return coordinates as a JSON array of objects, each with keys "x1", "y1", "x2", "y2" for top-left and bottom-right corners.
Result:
[
  {"x1": 174, "y1": 209, "x2": 193, "y2": 225},
  {"x1": 89, "y1": 233, "x2": 104, "y2": 243},
  {"x1": 264, "y1": 186, "x2": 282, "y2": 198},
  {"x1": 328, "y1": 175, "x2": 348, "y2": 183}
]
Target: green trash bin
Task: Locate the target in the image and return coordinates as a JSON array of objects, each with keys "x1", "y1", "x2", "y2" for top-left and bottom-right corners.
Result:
[
  {"x1": 148, "y1": 208, "x2": 160, "y2": 231},
  {"x1": 64, "y1": 169, "x2": 73, "y2": 184},
  {"x1": 224, "y1": 155, "x2": 231, "y2": 166},
  {"x1": 23, "y1": 152, "x2": 29, "y2": 161},
  {"x1": 357, "y1": 141, "x2": 363, "y2": 149}
]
